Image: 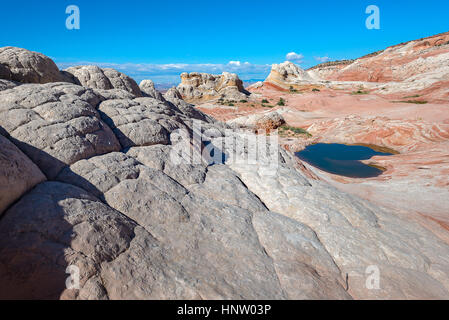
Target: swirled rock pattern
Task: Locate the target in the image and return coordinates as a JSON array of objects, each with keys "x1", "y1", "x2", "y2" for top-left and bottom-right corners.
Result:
[{"x1": 1, "y1": 47, "x2": 449, "y2": 300}]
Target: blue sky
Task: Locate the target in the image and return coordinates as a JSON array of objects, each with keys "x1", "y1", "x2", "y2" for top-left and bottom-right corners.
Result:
[{"x1": 1, "y1": 0, "x2": 448, "y2": 83}]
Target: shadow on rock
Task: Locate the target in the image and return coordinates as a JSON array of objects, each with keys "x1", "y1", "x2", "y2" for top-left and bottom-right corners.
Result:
[{"x1": 0, "y1": 134, "x2": 115, "y2": 300}]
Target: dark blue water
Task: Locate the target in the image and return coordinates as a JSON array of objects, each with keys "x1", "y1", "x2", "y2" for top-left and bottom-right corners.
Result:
[{"x1": 296, "y1": 143, "x2": 393, "y2": 178}]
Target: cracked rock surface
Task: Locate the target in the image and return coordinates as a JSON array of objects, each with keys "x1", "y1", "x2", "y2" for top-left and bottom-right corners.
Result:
[
  {"x1": 0, "y1": 47, "x2": 65, "y2": 84},
  {"x1": 1, "y1": 48, "x2": 449, "y2": 300},
  {"x1": 64, "y1": 65, "x2": 142, "y2": 97}
]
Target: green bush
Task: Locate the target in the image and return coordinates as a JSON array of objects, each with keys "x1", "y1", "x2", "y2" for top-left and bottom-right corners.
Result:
[
  {"x1": 261, "y1": 99, "x2": 269, "y2": 104},
  {"x1": 312, "y1": 88, "x2": 320, "y2": 92},
  {"x1": 279, "y1": 125, "x2": 312, "y2": 137},
  {"x1": 277, "y1": 98, "x2": 285, "y2": 106},
  {"x1": 351, "y1": 90, "x2": 369, "y2": 95},
  {"x1": 395, "y1": 100, "x2": 428, "y2": 105}
]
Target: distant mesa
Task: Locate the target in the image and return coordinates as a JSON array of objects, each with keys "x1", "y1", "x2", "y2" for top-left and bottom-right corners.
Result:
[{"x1": 177, "y1": 71, "x2": 251, "y2": 103}]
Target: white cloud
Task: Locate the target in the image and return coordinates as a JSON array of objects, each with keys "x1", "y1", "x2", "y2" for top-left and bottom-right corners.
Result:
[
  {"x1": 56, "y1": 61, "x2": 272, "y2": 83},
  {"x1": 315, "y1": 56, "x2": 331, "y2": 63},
  {"x1": 286, "y1": 52, "x2": 304, "y2": 63}
]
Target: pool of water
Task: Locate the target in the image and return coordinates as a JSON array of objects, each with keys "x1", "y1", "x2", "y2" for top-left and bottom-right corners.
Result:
[{"x1": 295, "y1": 143, "x2": 394, "y2": 178}]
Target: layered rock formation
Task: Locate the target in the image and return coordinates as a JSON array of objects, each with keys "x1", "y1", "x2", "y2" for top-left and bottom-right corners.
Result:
[
  {"x1": 1, "y1": 47, "x2": 449, "y2": 300},
  {"x1": 260, "y1": 32, "x2": 449, "y2": 101},
  {"x1": 309, "y1": 32, "x2": 449, "y2": 96},
  {"x1": 264, "y1": 61, "x2": 320, "y2": 90},
  {"x1": 177, "y1": 72, "x2": 250, "y2": 103}
]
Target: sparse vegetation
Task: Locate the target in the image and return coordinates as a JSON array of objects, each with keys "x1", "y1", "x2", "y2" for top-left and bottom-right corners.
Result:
[
  {"x1": 278, "y1": 125, "x2": 312, "y2": 137},
  {"x1": 351, "y1": 89, "x2": 369, "y2": 95},
  {"x1": 227, "y1": 102, "x2": 235, "y2": 106},
  {"x1": 277, "y1": 98, "x2": 285, "y2": 106},
  {"x1": 351, "y1": 85, "x2": 369, "y2": 95},
  {"x1": 393, "y1": 100, "x2": 428, "y2": 104},
  {"x1": 261, "y1": 99, "x2": 269, "y2": 104},
  {"x1": 240, "y1": 99, "x2": 248, "y2": 103},
  {"x1": 351, "y1": 143, "x2": 400, "y2": 155},
  {"x1": 289, "y1": 86, "x2": 299, "y2": 93},
  {"x1": 312, "y1": 88, "x2": 320, "y2": 92}
]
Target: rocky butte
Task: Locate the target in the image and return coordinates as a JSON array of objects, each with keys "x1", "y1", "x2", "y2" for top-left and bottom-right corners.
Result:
[
  {"x1": 177, "y1": 71, "x2": 251, "y2": 103},
  {"x1": 0, "y1": 40, "x2": 449, "y2": 300}
]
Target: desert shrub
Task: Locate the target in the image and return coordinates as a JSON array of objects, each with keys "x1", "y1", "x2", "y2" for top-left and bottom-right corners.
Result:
[
  {"x1": 279, "y1": 125, "x2": 312, "y2": 137},
  {"x1": 352, "y1": 90, "x2": 369, "y2": 95},
  {"x1": 277, "y1": 98, "x2": 285, "y2": 106},
  {"x1": 396, "y1": 100, "x2": 428, "y2": 104}
]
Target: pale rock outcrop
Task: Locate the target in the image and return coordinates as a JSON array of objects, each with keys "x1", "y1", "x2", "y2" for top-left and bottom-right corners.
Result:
[
  {"x1": 0, "y1": 134, "x2": 46, "y2": 215},
  {"x1": 55, "y1": 151, "x2": 348, "y2": 299},
  {"x1": 0, "y1": 47, "x2": 65, "y2": 84},
  {"x1": 0, "y1": 82, "x2": 121, "y2": 178},
  {"x1": 265, "y1": 61, "x2": 315, "y2": 90},
  {"x1": 163, "y1": 86, "x2": 184, "y2": 105},
  {"x1": 163, "y1": 87, "x2": 215, "y2": 123},
  {"x1": 127, "y1": 144, "x2": 208, "y2": 187},
  {"x1": 255, "y1": 112, "x2": 286, "y2": 131},
  {"x1": 247, "y1": 81, "x2": 264, "y2": 90},
  {"x1": 139, "y1": 80, "x2": 164, "y2": 100},
  {"x1": 97, "y1": 97, "x2": 188, "y2": 149},
  {"x1": 0, "y1": 181, "x2": 138, "y2": 299},
  {"x1": 228, "y1": 110, "x2": 285, "y2": 131},
  {"x1": 64, "y1": 65, "x2": 142, "y2": 97},
  {"x1": 177, "y1": 72, "x2": 250, "y2": 103}
]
